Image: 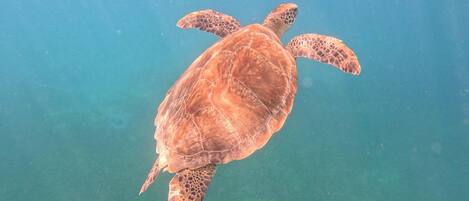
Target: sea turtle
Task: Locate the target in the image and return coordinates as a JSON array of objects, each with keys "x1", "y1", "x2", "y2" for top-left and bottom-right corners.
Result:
[{"x1": 139, "y1": 3, "x2": 361, "y2": 201}]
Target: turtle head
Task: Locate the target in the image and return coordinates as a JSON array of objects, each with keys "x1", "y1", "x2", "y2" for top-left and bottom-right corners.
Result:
[{"x1": 263, "y1": 3, "x2": 298, "y2": 38}]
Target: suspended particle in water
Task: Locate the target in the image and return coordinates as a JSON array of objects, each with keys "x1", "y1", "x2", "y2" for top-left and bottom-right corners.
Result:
[
  {"x1": 301, "y1": 77, "x2": 313, "y2": 88},
  {"x1": 430, "y1": 142, "x2": 442, "y2": 154},
  {"x1": 464, "y1": 118, "x2": 469, "y2": 125}
]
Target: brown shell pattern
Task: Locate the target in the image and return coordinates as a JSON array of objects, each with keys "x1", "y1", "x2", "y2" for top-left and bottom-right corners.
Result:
[{"x1": 155, "y1": 24, "x2": 297, "y2": 172}]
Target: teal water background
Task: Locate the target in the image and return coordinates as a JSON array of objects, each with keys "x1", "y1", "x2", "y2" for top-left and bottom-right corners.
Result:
[{"x1": 1, "y1": 1, "x2": 468, "y2": 200}]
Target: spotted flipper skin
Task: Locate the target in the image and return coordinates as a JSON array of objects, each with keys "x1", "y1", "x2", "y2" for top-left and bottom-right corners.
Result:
[
  {"x1": 168, "y1": 164, "x2": 216, "y2": 201},
  {"x1": 287, "y1": 34, "x2": 361, "y2": 75},
  {"x1": 177, "y1": 10, "x2": 241, "y2": 38}
]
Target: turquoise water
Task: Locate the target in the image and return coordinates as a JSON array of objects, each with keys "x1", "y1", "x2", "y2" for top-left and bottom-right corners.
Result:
[{"x1": 1, "y1": 0, "x2": 468, "y2": 200}]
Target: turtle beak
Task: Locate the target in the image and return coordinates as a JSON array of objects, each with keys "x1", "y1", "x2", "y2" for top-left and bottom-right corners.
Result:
[
  {"x1": 280, "y1": 3, "x2": 298, "y2": 8},
  {"x1": 263, "y1": 3, "x2": 299, "y2": 38},
  {"x1": 279, "y1": 3, "x2": 298, "y2": 17},
  {"x1": 269, "y1": 3, "x2": 299, "y2": 23},
  {"x1": 284, "y1": 4, "x2": 298, "y2": 25}
]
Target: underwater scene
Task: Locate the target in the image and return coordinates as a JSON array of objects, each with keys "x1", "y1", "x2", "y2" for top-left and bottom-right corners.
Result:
[{"x1": 1, "y1": 0, "x2": 468, "y2": 201}]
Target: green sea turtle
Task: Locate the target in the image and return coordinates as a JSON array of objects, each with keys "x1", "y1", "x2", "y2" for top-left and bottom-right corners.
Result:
[{"x1": 140, "y1": 3, "x2": 361, "y2": 201}]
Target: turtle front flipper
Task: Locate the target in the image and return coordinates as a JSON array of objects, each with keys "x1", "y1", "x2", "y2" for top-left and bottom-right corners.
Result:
[
  {"x1": 168, "y1": 164, "x2": 216, "y2": 201},
  {"x1": 287, "y1": 34, "x2": 361, "y2": 75},
  {"x1": 177, "y1": 10, "x2": 240, "y2": 38}
]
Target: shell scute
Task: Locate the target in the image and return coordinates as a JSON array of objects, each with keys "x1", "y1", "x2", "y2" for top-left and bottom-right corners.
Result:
[
  {"x1": 156, "y1": 25, "x2": 297, "y2": 172},
  {"x1": 192, "y1": 106, "x2": 238, "y2": 152},
  {"x1": 230, "y1": 47, "x2": 290, "y2": 114},
  {"x1": 170, "y1": 115, "x2": 204, "y2": 155},
  {"x1": 211, "y1": 76, "x2": 272, "y2": 142}
]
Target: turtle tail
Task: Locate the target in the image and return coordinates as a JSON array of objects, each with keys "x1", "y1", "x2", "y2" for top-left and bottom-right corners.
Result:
[{"x1": 139, "y1": 157, "x2": 161, "y2": 195}]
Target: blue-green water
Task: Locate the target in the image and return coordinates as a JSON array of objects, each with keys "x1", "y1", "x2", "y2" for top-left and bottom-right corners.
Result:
[{"x1": 1, "y1": 1, "x2": 468, "y2": 201}]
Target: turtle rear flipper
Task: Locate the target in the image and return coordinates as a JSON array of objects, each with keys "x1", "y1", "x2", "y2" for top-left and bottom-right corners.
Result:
[
  {"x1": 168, "y1": 164, "x2": 216, "y2": 201},
  {"x1": 139, "y1": 158, "x2": 162, "y2": 195},
  {"x1": 287, "y1": 34, "x2": 361, "y2": 75},
  {"x1": 177, "y1": 10, "x2": 241, "y2": 38}
]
